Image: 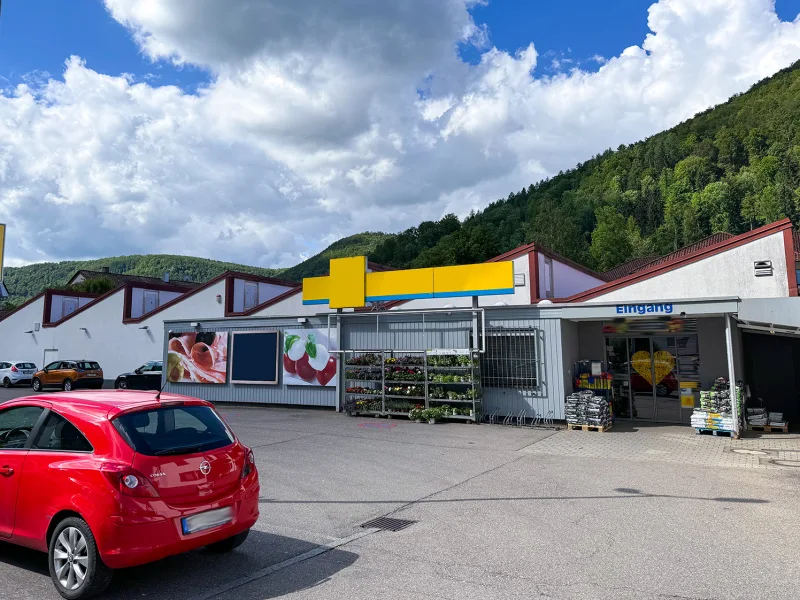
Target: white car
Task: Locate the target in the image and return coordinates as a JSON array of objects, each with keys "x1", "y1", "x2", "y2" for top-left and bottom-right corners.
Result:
[{"x1": 0, "y1": 360, "x2": 38, "y2": 387}]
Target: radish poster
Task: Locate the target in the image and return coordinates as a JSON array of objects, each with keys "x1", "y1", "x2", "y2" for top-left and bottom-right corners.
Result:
[{"x1": 283, "y1": 329, "x2": 338, "y2": 387}]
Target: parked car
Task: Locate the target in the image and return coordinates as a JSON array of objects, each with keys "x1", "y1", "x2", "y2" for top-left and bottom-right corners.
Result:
[
  {"x1": 0, "y1": 391, "x2": 259, "y2": 599},
  {"x1": 31, "y1": 361, "x2": 104, "y2": 392},
  {"x1": 0, "y1": 361, "x2": 38, "y2": 387},
  {"x1": 115, "y1": 361, "x2": 163, "y2": 390}
]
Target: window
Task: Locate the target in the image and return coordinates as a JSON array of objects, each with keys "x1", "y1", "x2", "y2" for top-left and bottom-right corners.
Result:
[
  {"x1": 0, "y1": 406, "x2": 44, "y2": 449},
  {"x1": 62, "y1": 297, "x2": 79, "y2": 316},
  {"x1": 0, "y1": 363, "x2": 9, "y2": 369},
  {"x1": 45, "y1": 362, "x2": 60, "y2": 371},
  {"x1": 15, "y1": 363, "x2": 36, "y2": 370},
  {"x1": 243, "y1": 281, "x2": 258, "y2": 310},
  {"x1": 76, "y1": 361, "x2": 100, "y2": 370},
  {"x1": 113, "y1": 405, "x2": 234, "y2": 456},
  {"x1": 481, "y1": 330, "x2": 539, "y2": 389},
  {"x1": 32, "y1": 412, "x2": 93, "y2": 452}
]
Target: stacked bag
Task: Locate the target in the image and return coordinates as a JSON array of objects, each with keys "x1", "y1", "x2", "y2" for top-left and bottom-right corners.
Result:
[
  {"x1": 565, "y1": 391, "x2": 611, "y2": 428},
  {"x1": 690, "y1": 378, "x2": 744, "y2": 433},
  {"x1": 746, "y1": 407, "x2": 768, "y2": 427}
]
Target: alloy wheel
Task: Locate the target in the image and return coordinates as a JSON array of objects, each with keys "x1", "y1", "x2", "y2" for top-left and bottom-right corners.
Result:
[
  {"x1": 32, "y1": 379, "x2": 41, "y2": 391},
  {"x1": 118, "y1": 380, "x2": 127, "y2": 389},
  {"x1": 64, "y1": 380, "x2": 73, "y2": 392},
  {"x1": 53, "y1": 527, "x2": 89, "y2": 591}
]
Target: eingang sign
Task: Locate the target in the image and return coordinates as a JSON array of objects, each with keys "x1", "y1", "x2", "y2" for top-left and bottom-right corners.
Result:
[{"x1": 615, "y1": 303, "x2": 674, "y2": 315}]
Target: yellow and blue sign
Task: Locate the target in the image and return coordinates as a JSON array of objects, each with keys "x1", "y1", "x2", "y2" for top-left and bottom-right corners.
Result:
[{"x1": 303, "y1": 257, "x2": 514, "y2": 308}]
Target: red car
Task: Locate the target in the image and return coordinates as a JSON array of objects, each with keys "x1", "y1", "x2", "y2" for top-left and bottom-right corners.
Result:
[{"x1": 0, "y1": 391, "x2": 259, "y2": 599}]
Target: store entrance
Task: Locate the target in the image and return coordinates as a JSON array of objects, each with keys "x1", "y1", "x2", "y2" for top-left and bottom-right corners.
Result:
[{"x1": 605, "y1": 335, "x2": 696, "y2": 424}]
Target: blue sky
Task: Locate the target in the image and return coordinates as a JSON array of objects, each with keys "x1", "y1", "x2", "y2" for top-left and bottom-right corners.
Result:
[
  {"x1": 2, "y1": 0, "x2": 800, "y2": 267},
  {"x1": 5, "y1": 1, "x2": 799, "y2": 91}
]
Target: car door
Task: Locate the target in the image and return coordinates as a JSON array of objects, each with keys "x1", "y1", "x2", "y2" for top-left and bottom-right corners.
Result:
[
  {"x1": 13, "y1": 410, "x2": 94, "y2": 547},
  {"x1": 42, "y1": 361, "x2": 62, "y2": 386},
  {"x1": 144, "y1": 364, "x2": 162, "y2": 390},
  {"x1": 0, "y1": 405, "x2": 47, "y2": 538}
]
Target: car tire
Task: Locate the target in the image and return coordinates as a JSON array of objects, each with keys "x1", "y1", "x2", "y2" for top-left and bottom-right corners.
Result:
[
  {"x1": 32, "y1": 378, "x2": 42, "y2": 392},
  {"x1": 117, "y1": 379, "x2": 127, "y2": 390},
  {"x1": 48, "y1": 517, "x2": 113, "y2": 600},
  {"x1": 205, "y1": 529, "x2": 250, "y2": 553},
  {"x1": 63, "y1": 379, "x2": 73, "y2": 392},
  {"x1": 3, "y1": 377, "x2": 10, "y2": 388}
]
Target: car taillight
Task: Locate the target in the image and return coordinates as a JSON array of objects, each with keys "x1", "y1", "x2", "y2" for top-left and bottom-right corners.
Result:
[
  {"x1": 10, "y1": 366, "x2": 17, "y2": 372},
  {"x1": 241, "y1": 448, "x2": 256, "y2": 479},
  {"x1": 102, "y1": 465, "x2": 160, "y2": 498}
]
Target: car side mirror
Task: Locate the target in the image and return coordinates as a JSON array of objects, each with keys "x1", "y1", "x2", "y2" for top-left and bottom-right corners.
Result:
[
  {"x1": 43, "y1": 368, "x2": 48, "y2": 373},
  {"x1": 134, "y1": 368, "x2": 142, "y2": 374}
]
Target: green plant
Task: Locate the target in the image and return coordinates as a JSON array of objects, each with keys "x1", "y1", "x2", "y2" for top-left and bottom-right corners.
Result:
[{"x1": 409, "y1": 405, "x2": 425, "y2": 421}]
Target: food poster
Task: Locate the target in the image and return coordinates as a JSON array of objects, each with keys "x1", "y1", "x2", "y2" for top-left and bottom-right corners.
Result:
[
  {"x1": 283, "y1": 329, "x2": 338, "y2": 387},
  {"x1": 167, "y1": 332, "x2": 229, "y2": 383}
]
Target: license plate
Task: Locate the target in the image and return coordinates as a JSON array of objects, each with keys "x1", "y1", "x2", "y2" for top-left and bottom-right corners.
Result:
[
  {"x1": 85, "y1": 373, "x2": 99, "y2": 377},
  {"x1": 24, "y1": 370, "x2": 34, "y2": 374},
  {"x1": 181, "y1": 507, "x2": 233, "y2": 535}
]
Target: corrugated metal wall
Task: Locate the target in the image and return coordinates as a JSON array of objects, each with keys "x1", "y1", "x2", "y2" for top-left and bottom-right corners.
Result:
[
  {"x1": 341, "y1": 312, "x2": 473, "y2": 353},
  {"x1": 163, "y1": 316, "x2": 338, "y2": 407},
  {"x1": 481, "y1": 310, "x2": 566, "y2": 420},
  {"x1": 164, "y1": 307, "x2": 567, "y2": 418}
]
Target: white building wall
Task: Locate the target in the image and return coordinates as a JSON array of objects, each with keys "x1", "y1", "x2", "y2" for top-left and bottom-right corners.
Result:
[
  {"x1": 0, "y1": 297, "x2": 54, "y2": 368},
  {"x1": 586, "y1": 233, "x2": 789, "y2": 302},
  {"x1": 3, "y1": 280, "x2": 230, "y2": 381},
  {"x1": 251, "y1": 290, "x2": 322, "y2": 316},
  {"x1": 541, "y1": 254, "x2": 606, "y2": 299}
]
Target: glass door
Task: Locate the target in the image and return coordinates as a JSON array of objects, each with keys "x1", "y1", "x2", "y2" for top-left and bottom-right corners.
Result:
[
  {"x1": 605, "y1": 337, "x2": 632, "y2": 419},
  {"x1": 629, "y1": 337, "x2": 655, "y2": 420},
  {"x1": 651, "y1": 337, "x2": 681, "y2": 423}
]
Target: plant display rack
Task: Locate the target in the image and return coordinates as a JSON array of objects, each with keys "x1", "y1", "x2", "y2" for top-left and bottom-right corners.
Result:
[{"x1": 343, "y1": 348, "x2": 482, "y2": 424}]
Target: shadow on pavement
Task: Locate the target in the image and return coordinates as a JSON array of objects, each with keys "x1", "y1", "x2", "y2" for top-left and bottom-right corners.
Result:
[
  {"x1": 0, "y1": 530, "x2": 358, "y2": 600},
  {"x1": 260, "y1": 488, "x2": 769, "y2": 506}
]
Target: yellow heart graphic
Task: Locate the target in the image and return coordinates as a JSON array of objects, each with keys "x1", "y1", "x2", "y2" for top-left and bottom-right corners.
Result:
[
  {"x1": 631, "y1": 351, "x2": 653, "y2": 384},
  {"x1": 652, "y1": 351, "x2": 675, "y2": 385},
  {"x1": 630, "y1": 350, "x2": 675, "y2": 385}
]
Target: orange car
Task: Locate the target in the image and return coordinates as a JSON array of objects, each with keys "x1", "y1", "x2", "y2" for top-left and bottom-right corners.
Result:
[{"x1": 31, "y1": 360, "x2": 104, "y2": 392}]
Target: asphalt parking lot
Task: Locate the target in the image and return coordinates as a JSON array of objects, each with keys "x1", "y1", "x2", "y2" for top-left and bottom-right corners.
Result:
[{"x1": 2, "y1": 388, "x2": 800, "y2": 599}]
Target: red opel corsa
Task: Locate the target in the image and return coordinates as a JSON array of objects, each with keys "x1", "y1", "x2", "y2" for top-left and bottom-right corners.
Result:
[{"x1": 0, "y1": 391, "x2": 260, "y2": 599}]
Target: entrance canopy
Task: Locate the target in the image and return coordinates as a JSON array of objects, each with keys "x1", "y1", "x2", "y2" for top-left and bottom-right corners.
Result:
[
  {"x1": 738, "y1": 297, "x2": 800, "y2": 335},
  {"x1": 557, "y1": 297, "x2": 740, "y2": 321}
]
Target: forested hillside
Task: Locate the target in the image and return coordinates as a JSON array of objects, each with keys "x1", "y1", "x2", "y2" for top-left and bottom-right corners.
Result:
[
  {"x1": 2, "y1": 255, "x2": 284, "y2": 307},
  {"x1": 369, "y1": 60, "x2": 800, "y2": 272},
  {"x1": 281, "y1": 232, "x2": 391, "y2": 280}
]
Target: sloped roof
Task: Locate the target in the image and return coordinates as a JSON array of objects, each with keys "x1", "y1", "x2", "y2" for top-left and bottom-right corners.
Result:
[
  {"x1": 567, "y1": 220, "x2": 792, "y2": 302},
  {"x1": 601, "y1": 256, "x2": 660, "y2": 281},
  {"x1": 71, "y1": 270, "x2": 203, "y2": 289}
]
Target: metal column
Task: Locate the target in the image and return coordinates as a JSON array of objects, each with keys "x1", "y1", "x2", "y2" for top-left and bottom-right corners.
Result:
[{"x1": 724, "y1": 313, "x2": 740, "y2": 437}]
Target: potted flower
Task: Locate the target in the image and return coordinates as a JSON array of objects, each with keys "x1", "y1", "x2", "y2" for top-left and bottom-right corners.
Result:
[{"x1": 409, "y1": 405, "x2": 425, "y2": 423}]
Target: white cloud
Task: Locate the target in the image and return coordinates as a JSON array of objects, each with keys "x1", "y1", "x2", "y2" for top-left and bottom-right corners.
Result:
[{"x1": 1, "y1": 0, "x2": 799, "y2": 269}]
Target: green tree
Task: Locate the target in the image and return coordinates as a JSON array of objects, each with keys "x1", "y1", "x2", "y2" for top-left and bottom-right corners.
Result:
[{"x1": 590, "y1": 206, "x2": 634, "y2": 271}]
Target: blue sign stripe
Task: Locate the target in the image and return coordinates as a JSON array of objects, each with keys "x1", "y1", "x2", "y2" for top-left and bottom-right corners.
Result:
[
  {"x1": 365, "y1": 292, "x2": 435, "y2": 302},
  {"x1": 302, "y1": 299, "x2": 329, "y2": 305},
  {"x1": 433, "y1": 288, "x2": 515, "y2": 299}
]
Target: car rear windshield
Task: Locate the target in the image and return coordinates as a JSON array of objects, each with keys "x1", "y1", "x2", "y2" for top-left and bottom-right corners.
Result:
[
  {"x1": 15, "y1": 363, "x2": 36, "y2": 369},
  {"x1": 76, "y1": 362, "x2": 101, "y2": 370},
  {"x1": 112, "y1": 405, "x2": 235, "y2": 456}
]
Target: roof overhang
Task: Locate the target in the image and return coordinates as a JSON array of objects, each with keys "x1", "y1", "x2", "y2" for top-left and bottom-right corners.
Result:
[
  {"x1": 558, "y1": 296, "x2": 740, "y2": 321},
  {"x1": 737, "y1": 297, "x2": 800, "y2": 334}
]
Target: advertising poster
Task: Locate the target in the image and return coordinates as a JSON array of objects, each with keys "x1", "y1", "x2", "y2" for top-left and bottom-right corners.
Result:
[
  {"x1": 167, "y1": 332, "x2": 229, "y2": 383},
  {"x1": 283, "y1": 329, "x2": 338, "y2": 387}
]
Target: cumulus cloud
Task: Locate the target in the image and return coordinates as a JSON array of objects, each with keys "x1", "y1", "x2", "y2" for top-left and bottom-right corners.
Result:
[{"x1": 1, "y1": 0, "x2": 800, "y2": 268}]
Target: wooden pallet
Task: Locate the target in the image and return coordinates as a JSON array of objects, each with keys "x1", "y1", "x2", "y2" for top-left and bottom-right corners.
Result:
[
  {"x1": 747, "y1": 424, "x2": 789, "y2": 433},
  {"x1": 695, "y1": 428, "x2": 733, "y2": 437},
  {"x1": 566, "y1": 423, "x2": 612, "y2": 432}
]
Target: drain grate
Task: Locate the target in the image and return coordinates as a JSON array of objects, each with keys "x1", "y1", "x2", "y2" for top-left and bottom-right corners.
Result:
[{"x1": 360, "y1": 517, "x2": 417, "y2": 532}]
